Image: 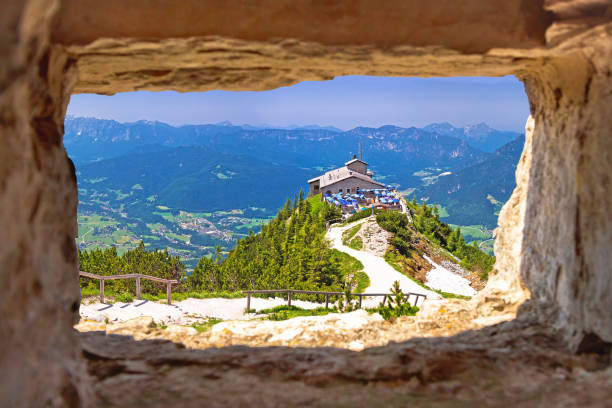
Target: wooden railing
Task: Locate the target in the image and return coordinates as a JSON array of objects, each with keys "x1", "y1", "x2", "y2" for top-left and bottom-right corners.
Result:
[
  {"x1": 242, "y1": 289, "x2": 427, "y2": 311},
  {"x1": 79, "y1": 271, "x2": 178, "y2": 304}
]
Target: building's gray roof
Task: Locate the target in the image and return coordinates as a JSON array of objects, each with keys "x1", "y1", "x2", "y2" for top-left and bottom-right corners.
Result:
[
  {"x1": 345, "y1": 158, "x2": 368, "y2": 166},
  {"x1": 308, "y1": 165, "x2": 385, "y2": 188}
]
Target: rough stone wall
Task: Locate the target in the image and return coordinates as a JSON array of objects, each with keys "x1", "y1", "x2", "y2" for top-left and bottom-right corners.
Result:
[
  {"x1": 472, "y1": 117, "x2": 534, "y2": 320},
  {"x1": 51, "y1": 0, "x2": 551, "y2": 51},
  {"x1": 520, "y1": 31, "x2": 612, "y2": 349},
  {"x1": 49, "y1": 0, "x2": 611, "y2": 349},
  {"x1": 0, "y1": 0, "x2": 87, "y2": 406},
  {"x1": 1, "y1": 0, "x2": 611, "y2": 405}
]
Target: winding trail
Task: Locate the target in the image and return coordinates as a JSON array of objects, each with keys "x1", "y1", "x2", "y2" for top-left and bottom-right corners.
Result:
[{"x1": 326, "y1": 219, "x2": 441, "y2": 304}]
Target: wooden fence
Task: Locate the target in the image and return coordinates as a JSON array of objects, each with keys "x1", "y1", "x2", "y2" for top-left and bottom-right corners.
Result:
[
  {"x1": 242, "y1": 289, "x2": 427, "y2": 311},
  {"x1": 79, "y1": 271, "x2": 178, "y2": 304}
]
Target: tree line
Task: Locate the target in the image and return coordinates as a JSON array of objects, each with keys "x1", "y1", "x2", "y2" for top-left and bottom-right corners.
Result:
[
  {"x1": 78, "y1": 242, "x2": 186, "y2": 295},
  {"x1": 79, "y1": 191, "x2": 345, "y2": 296},
  {"x1": 381, "y1": 197, "x2": 495, "y2": 280},
  {"x1": 187, "y1": 190, "x2": 343, "y2": 292}
]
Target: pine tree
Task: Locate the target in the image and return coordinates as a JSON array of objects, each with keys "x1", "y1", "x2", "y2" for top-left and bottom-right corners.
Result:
[{"x1": 205, "y1": 192, "x2": 344, "y2": 292}]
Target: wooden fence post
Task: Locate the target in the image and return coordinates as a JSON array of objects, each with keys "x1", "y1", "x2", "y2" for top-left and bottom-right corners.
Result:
[
  {"x1": 358, "y1": 294, "x2": 362, "y2": 309},
  {"x1": 100, "y1": 279, "x2": 104, "y2": 303},
  {"x1": 166, "y1": 282, "x2": 171, "y2": 305},
  {"x1": 381, "y1": 295, "x2": 387, "y2": 306},
  {"x1": 287, "y1": 290, "x2": 292, "y2": 307},
  {"x1": 325, "y1": 294, "x2": 329, "y2": 309},
  {"x1": 136, "y1": 276, "x2": 141, "y2": 300},
  {"x1": 246, "y1": 293, "x2": 251, "y2": 312}
]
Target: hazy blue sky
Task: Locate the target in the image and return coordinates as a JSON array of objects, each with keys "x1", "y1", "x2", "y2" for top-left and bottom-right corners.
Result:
[{"x1": 67, "y1": 75, "x2": 529, "y2": 132}]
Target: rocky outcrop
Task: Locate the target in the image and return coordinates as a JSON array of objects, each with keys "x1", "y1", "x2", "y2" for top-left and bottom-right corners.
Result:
[
  {"x1": 1, "y1": 0, "x2": 611, "y2": 406},
  {"x1": 521, "y1": 42, "x2": 612, "y2": 350},
  {"x1": 0, "y1": 1, "x2": 86, "y2": 406},
  {"x1": 76, "y1": 301, "x2": 515, "y2": 350},
  {"x1": 80, "y1": 320, "x2": 612, "y2": 407},
  {"x1": 356, "y1": 218, "x2": 392, "y2": 257}
]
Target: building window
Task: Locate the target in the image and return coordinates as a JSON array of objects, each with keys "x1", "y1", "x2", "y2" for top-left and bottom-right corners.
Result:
[
  {"x1": 314, "y1": 184, "x2": 319, "y2": 190},
  {"x1": 339, "y1": 189, "x2": 342, "y2": 193},
  {"x1": 347, "y1": 188, "x2": 351, "y2": 193}
]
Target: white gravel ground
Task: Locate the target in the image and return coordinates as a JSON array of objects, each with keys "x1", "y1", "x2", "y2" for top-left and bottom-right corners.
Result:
[
  {"x1": 423, "y1": 255, "x2": 476, "y2": 297},
  {"x1": 79, "y1": 296, "x2": 326, "y2": 325},
  {"x1": 79, "y1": 217, "x2": 475, "y2": 325},
  {"x1": 326, "y1": 220, "x2": 440, "y2": 303}
]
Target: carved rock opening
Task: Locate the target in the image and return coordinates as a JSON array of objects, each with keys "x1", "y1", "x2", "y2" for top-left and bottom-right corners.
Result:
[{"x1": 1, "y1": 0, "x2": 610, "y2": 406}]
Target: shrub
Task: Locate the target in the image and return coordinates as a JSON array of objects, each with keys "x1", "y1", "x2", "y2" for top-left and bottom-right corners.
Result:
[
  {"x1": 396, "y1": 228, "x2": 412, "y2": 243},
  {"x1": 348, "y1": 236, "x2": 363, "y2": 250},
  {"x1": 191, "y1": 318, "x2": 223, "y2": 333},
  {"x1": 389, "y1": 237, "x2": 410, "y2": 256},
  {"x1": 376, "y1": 211, "x2": 409, "y2": 233},
  {"x1": 114, "y1": 292, "x2": 134, "y2": 303},
  {"x1": 346, "y1": 208, "x2": 382, "y2": 223},
  {"x1": 366, "y1": 280, "x2": 419, "y2": 320}
]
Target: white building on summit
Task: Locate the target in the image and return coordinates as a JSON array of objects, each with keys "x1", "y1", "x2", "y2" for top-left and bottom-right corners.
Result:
[{"x1": 308, "y1": 155, "x2": 386, "y2": 197}]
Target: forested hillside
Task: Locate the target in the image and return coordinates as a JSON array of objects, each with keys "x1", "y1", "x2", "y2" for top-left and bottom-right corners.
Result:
[
  {"x1": 79, "y1": 242, "x2": 187, "y2": 298},
  {"x1": 79, "y1": 192, "x2": 366, "y2": 298},
  {"x1": 416, "y1": 135, "x2": 525, "y2": 228},
  {"x1": 187, "y1": 192, "x2": 354, "y2": 292},
  {"x1": 381, "y1": 199, "x2": 495, "y2": 290},
  {"x1": 78, "y1": 146, "x2": 314, "y2": 212},
  {"x1": 68, "y1": 116, "x2": 522, "y2": 265}
]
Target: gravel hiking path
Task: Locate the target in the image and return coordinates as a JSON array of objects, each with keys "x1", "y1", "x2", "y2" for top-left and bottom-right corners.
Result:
[
  {"x1": 326, "y1": 219, "x2": 440, "y2": 304},
  {"x1": 79, "y1": 296, "x2": 325, "y2": 325}
]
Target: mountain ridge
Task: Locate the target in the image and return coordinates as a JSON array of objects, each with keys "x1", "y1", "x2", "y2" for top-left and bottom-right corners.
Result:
[
  {"x1": 64, "y1": 117, "x2": 497, "y2": 186},
  {"x1": 416, "y1": 134, "x2": 525, "y2": 228}
]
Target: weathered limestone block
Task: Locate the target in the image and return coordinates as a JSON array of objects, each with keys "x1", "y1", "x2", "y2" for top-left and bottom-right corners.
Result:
[
  {"x1": 1, "y1": 0, "x2": 611, "y2": 406},
  {"x1": 79, "y1": 322, "x2": 612, "y2": 407},
  {"x1": 520, "y1": 35, "x2": 612, "y2": 349},
  {"x1": 0, "y1": 0, "x2": 86, "y2": 406},
  {"x1": 473, "y1": 116, "x2": 534, "y2": 319}
]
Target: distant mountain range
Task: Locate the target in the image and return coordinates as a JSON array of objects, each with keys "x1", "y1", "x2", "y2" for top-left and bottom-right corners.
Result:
[
  {"x1": 64, "y1": 117, "x2": 516, "y2": 183},
  {"x1": 79, "y1": 146, "x2": 314, "y2": 212},
  {"x1": 416, "y1": 134, "x2": 525, "y2": 227},
  {"x1": 423, "y1": 122, "x2": 519, "y2": 153},
  {"x1": 66, "y1": 116, "x2": 523, "y2": 248},
  {"x1": 238, "y1": 123, "x2": 344, "y2": 132}
]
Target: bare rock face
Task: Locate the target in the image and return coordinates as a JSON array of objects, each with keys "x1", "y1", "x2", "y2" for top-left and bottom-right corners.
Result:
[
  {"x1": 1, "y1": 0, "x2": 611, "y2": 406},
  {"x1": 521, "y1": 39, "x2": 612, "y2": 349},
  {"x1": 472, "y1": 117, "x2": 534, "y2": 319},
  {"x1": 76, "y1": 300, "x2": 514, "y2": 351},
  {"x1": 0, "y1": 0, "x2": 87, "y2": 406},
  {"x1": 358, "y1": 219, "x2": 392, "y2": 256},
  {"x1": 79, "y1": 321, "x2": 612, "y2": 407}
]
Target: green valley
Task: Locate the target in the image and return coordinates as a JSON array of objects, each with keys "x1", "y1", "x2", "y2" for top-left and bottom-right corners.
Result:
[{"x1": 68, "y1": 117, "x2": 523, "y2": 267}]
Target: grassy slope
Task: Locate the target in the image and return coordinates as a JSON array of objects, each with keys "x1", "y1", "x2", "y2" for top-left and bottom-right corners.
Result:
[
  {"x1": 329, "y1": 249, "x2": 368, "y2": 293},
  {"x1": 342, "y1": 223, "x2": 362, "y2": 245},
  {"x1": 256, "y1": 305, "x2": 333, "y2": 320},
  {"x1": 348, "y1": 236, "x2": 363, "y2": 250}
]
